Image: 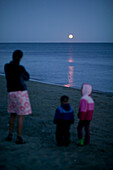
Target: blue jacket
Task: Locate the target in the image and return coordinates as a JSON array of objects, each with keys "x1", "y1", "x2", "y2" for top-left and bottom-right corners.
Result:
[
  {"x1": 4, "y1": 61, "x2": 30, "y2": 92},
  {"x1": 54, "y1": 104, "x2": 74, "y2": 124}
]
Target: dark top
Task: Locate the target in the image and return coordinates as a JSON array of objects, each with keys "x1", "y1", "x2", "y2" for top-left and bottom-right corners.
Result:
[
  {"x1": 4, "y1": 61, "x2": 30, "y2": 92},
  {"x1": 54, "y1": 104, "x2": 74, "y2": 124}
]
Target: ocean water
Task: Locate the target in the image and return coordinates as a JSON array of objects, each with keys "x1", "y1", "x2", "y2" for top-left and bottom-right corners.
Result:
[{"x1": 0, "y1": 43, "x2": 113, "y2": 93}]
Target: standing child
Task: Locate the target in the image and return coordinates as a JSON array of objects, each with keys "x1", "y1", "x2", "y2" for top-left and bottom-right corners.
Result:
[
  {"x1": 54, "y1": 95, "x2": 74, "y2": 146},
  {"x1": 77, "y1": 83, "x2": 94, "y2": 146}
]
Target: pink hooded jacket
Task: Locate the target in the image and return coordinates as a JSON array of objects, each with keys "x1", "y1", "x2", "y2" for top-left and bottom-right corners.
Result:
[{"x1": 78, "y1": 84, "x2": 94, "y2": 121}]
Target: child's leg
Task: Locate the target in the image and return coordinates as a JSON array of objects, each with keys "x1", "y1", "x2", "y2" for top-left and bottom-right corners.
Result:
[
  {"x1": 77, "y1": 120, "x2": 84, "y2": 139},
  {"x1": 56, "y1": 125, "x2": 63, "y2": 146},
  {"x1": 84, "y1": 121, "x2": 90, "y2": 145},
  {"x1": 77, "y1": 120, "x2": 84, "y2": 145},
  {"x1": 63, "y1": 124, "x2": 70, "y2": 146}
]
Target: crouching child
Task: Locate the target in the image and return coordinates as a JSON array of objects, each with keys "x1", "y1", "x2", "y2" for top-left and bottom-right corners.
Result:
[{"x1": 54, "y1": 95, "x2": 74, "y2": 146}]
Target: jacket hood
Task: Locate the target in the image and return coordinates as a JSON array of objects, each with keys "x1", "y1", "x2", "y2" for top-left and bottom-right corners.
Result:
[{"x1": 82, "y1": 83, "x2": 93, "y2": 96}]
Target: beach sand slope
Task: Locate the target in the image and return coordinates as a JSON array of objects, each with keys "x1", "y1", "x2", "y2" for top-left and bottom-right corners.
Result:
[{"x1": 0, "y1": 75, "x2": 113, "y2": 170}]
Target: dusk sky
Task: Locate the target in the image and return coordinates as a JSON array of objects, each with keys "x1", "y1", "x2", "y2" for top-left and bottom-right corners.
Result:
[{"x1": 0, "y1": 0, "x2": 113, "y2": 43}]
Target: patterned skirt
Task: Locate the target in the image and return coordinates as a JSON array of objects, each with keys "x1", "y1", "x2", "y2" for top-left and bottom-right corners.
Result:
[{"x1": 8, "y1": 90, "x2": 32, "y2": 115}]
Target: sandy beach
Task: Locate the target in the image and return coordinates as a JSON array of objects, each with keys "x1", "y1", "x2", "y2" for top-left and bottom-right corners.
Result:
[{"x1": 0, "y1": 74, "x2": 113, "y2": 170}]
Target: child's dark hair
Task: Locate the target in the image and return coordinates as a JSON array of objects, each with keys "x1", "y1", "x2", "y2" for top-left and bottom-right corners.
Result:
[
  {"x1": 13, "y1": 50, "x2": 23, "y2": 61},
  {"x1": 60, "y1": 95, "x2": 69, "y2": 103}
]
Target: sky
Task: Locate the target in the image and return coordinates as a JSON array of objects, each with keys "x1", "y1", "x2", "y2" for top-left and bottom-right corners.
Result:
[{"x1": 0, "y1": 0, "x2": 113, "y2": 43}]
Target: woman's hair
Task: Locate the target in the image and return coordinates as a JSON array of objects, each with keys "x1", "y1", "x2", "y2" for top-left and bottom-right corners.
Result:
[
  {"x1": 60, "y1": 95, "x2": 69, "y2": 103},
  {"x1": 13, "y1": 50, "x2": 23, "y2": 63}
]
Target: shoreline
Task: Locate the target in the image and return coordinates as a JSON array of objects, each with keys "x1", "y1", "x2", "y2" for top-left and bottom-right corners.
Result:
[
  {"x1": 0, "y1": 75, "x2": 113, "y2": 169},
  {"x1": 0, "y1": 73, "x2": 113, "y2": 95}
]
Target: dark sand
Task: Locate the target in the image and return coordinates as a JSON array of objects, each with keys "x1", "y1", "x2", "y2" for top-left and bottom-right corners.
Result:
[{"x1": 0, "y1": 75, "x2": 113, "y2": 170}]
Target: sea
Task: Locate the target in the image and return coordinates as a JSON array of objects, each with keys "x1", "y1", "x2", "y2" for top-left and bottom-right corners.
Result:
[{"x1": 0, "y1": 43, "x2": 113, "y2": 93}]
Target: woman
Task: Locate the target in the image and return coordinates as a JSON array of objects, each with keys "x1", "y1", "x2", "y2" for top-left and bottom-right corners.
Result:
[{"x1": 4, "y1": 50, "x2": 32, "y2": 144}]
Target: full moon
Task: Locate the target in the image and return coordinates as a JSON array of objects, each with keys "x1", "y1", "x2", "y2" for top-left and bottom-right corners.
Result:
[{"x1": 69, "y1": 34, "x2": 73, "y2": 39}]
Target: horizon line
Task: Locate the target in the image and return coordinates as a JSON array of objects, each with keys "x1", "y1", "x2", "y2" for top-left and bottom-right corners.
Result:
[{"x1": 0, "y1": 42, "x2": 113, "y2": 44}]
